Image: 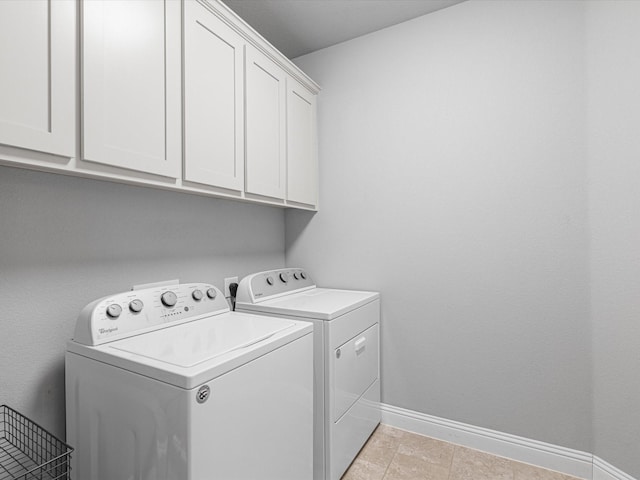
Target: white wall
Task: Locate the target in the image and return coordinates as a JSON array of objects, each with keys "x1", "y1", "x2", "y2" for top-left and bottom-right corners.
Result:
[
  {"x1": 587, "y1": 1, "x2": 640, "y2": 477},
  {"x1": 0, "y1": 165, "x2": 285, "y2": 439},
  {"x1": 287, "y1": 0, "x2": 592, "y2": 451}
]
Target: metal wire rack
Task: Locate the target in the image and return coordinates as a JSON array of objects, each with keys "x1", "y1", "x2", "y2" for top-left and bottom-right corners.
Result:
[{"x1": 0, "y1": 405, "x2": 73, "y2": 480}]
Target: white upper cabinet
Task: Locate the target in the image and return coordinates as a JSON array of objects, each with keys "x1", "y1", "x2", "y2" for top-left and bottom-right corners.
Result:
[
  {"x1": 81, "y1": 0, "x2": 181, "y2": 178},
  {"x1": 245, "y1": 46, "x2": 287, "y2": 200},
  {"x1": 0, "y1": 0, "x2": 75, "y2": 157},
  {"x1": 183, "y1": 1, "x2": 244, "y2": 191},
  {"x1": 287, "y1": 78, "x2": 318, "y2": 207},
  {"x1": 0, "y1": 0, "x2": 320, "y2": 210}
]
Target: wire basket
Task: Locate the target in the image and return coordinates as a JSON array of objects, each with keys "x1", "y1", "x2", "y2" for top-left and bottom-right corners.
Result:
[{"x1": 0, "y1": 406, "x2": 73, "y2": 480}]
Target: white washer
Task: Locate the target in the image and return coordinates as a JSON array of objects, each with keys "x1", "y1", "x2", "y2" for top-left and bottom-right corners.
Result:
[
  {"x1": 66, "y1": 282, "x2": 313, "y2": 480},
  {"x1": 236, "y1": 268, "x2": 380, "y2": 480}
]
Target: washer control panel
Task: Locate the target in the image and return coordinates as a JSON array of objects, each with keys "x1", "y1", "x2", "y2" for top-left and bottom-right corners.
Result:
[
  {"x1": 236, "y1": 268, "x2": 315, "y2": 303},
  {"x1": 73, "y1": 283, "x2": 228, "y2": 346}
]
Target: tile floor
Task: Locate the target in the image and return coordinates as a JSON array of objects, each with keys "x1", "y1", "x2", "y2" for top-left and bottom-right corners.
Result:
[{"x1": 342, "y1": 425, "x2": 584, "y2": 480}]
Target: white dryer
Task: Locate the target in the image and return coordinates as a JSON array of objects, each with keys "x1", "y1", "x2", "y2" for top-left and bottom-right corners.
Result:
[
  {"x1": 236, "y1": 268, "x2": 380, "y2": 480},
  {"x1": 66, "y1": 282, "x2": 313, "y2": 480}
]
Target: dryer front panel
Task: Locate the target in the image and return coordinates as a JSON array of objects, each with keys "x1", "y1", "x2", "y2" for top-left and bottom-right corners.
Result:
[{"x1": 333, "y1": 323, "x2": 379, "y2": 422}]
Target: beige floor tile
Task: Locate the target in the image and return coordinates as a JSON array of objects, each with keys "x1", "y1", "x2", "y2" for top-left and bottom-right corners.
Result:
[
  {"x1": 513, "y1": 461, "x2": 582, "y2": 480},
  {"x1": 358, "y1": 437, "x2": 399, "y2": 468},
  {"x1": 449, "y1": 445, "x2": 514, "y2": 480},
  {"x1": 383, "y1": 451, "x2": 450, "y2": 480},
  {"x1": 375, "y1": 424, "x2": 406, "y2": 440},
  {"x1": 346, "y1": 426, "x2": 586, "y2": 480},
  {"x1": 342, "y1": 458, "x2": 388, "y2": 480},
  {"x1": 396, "y1": 431, "x2": 455, "y2": 468},
  {"x1": 358, "y1": 425, "x2": 404, "y2": 468}
]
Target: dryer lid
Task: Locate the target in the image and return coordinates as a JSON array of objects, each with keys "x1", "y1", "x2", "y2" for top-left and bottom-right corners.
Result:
[{"x1": 238, "y1": 288, "x2": 379, "y2": 320}]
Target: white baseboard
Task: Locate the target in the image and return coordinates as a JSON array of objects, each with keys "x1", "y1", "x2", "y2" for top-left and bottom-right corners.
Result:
[
  {"x1": 381, "y1": 403, "x2": 629, "y2": 480},
  {"x1": 593, "y1": 456, "x2": 637, "y2": 480}
]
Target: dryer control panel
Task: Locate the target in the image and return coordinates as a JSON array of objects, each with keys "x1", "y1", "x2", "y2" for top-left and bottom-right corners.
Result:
[
  {"x1": 236, "y1": 268, "x2": 315, "y2": 303},
  {"x1": 72, "y1": 283, "x2": 228, "y2": 345}
]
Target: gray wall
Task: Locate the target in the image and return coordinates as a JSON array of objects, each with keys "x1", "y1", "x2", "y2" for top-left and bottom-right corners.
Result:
[
  {"x1": 587, "y1": 1, "x2": 640, "y2": 477},
  {"x1": 287, "y1": 0, "x2": 593, "y2": 452},
  {"x1": 0, "y1": 165, "x2": 285, "y2": 439}
]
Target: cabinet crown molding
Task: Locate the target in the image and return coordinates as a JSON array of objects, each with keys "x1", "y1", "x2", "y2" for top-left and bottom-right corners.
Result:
[{"x1": 200, "y1": 0, "x2": 321, "y2": 95}]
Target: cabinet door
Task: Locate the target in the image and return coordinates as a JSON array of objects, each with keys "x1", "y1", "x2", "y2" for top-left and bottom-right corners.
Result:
[
  {"x1": 287, "y1": 79, "x2": 318, "y2": 207},
  {"x1": 245, "y1": 46, "x2": 286, "y2": 200},
  {"x1": 82, "y1": 0, "x2": 180, "y2": 178},
  {"x1": 0, "y1": 0, "x2": 75, "y2": 157},
  {"x1": 184, "y1": 1, "x2": 244, "y2": 191}
]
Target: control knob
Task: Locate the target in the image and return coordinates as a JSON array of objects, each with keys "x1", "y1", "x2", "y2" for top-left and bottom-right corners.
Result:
[
  {"x1": 293, "y1": 273, "x2": 299, "y2": 280},
  {"x1": 300, "y1": 271, "x2": 307, "y2": 279},
  {"x1": 106, "y1": 304, "x2": 122, "y2": 319},
  {"x1": 161, "y1": 291, "x2": 178, "y2": 307},
  {"x1": 266, "y1": 276, "x2": 274, "y2": 286},
  {"x1": 129, "y1": 299, "x2": 144, "y2": 313},
  {"x1": 206, "y1": 288, "x2": 217, "y2": 299},
  {"x1": 192, "y1": 289, "x2": 203, "y2": 301},
  {"x1": 279, "y1": 273, "x2": 288, "y2": 283}
]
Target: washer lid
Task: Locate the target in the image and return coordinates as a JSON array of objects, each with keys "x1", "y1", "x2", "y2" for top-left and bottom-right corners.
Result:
[
  {"x1": 237, "y1": 288, "x2": 380, "y2": 320},
  {"x1": 66, "y1": 311, "x2": 312, "y2": 389},
  {"x1": 110, "y1": 314, "x2": 295, "y2": 367}
]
